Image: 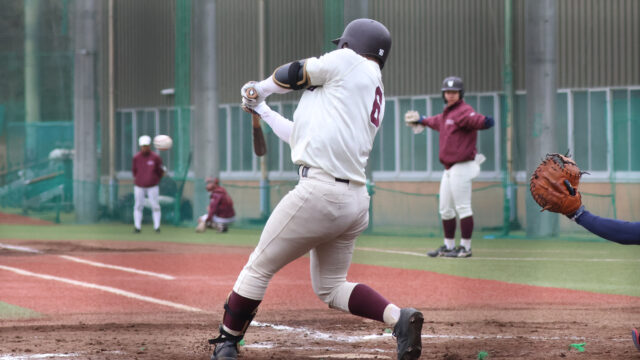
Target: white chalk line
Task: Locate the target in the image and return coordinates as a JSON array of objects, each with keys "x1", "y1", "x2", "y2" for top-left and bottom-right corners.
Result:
[
  {"x1": 58, "y1": 255, "x2": 175, "y2": 280},
  {"x1": 0, "y1": 354, "x2": 80, "y2": 360},
  {"x1": 250, "y1": 321, "x2": 600, "y2": 343},
  {"x1": 0, "y1": 243, "x2": 175, "y2": 280},
  {"x1": 0, "y1": 351, "x2": 123, "y2": 360},
  {"x1": 0, "y1": 262, "x2": 604, "y2": 345},
  {"x1": 0, "y1": 265, "x2": 202, "y2": 313},
  {"x1": 0, "y1": 243, "x2": 42, "y2": 253},
  {"x1": 0, "y1": 244, "x2": 630, "y2": 357},
  {"x1": 356, "y1": 247, "x2": 640, "y2": 262}
]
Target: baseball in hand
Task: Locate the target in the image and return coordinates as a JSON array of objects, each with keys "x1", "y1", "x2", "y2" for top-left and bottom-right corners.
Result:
[{"x1": 153, "y1": 134, "x2": 173, "y2": 151}]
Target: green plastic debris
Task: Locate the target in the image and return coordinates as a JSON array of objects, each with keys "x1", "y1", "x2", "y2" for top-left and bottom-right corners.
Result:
[
  {"x1": 238, "y1": 339, "x2": 245, "y2": 346},
  {"x1": 477, "y1": 350, "x2": 489, "y2": 359},
  {"x1": 569, "y1": 342, "x2": 586, "y2": 352},
  {"x1": 384, "y1": 328, "x2": 392, "y2": 333}
]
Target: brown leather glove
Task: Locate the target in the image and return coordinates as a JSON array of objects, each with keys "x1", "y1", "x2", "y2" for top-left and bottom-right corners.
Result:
[{"x1": 530, "y1": 153, "x2": 584, "y2": 216}]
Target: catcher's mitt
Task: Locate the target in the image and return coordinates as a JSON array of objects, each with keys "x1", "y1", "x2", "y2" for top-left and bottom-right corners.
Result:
[{"x1": 530, "y1": 153, "x2": 583, "y2": 215}]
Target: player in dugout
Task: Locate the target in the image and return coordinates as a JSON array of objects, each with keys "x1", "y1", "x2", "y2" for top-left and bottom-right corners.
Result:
[{"x1": 196, "y1": 177, "x2": 235, "y2": 233}]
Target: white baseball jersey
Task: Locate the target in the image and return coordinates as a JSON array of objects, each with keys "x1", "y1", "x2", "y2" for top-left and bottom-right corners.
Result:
[{"x1": 290, "y1": 48, "x2": 384, "y2": 184}]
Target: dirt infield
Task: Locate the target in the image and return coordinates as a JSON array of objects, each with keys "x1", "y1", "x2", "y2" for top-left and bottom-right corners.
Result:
[{"x1": 0, "y1": 239, "x2": 639, "y2": 359}]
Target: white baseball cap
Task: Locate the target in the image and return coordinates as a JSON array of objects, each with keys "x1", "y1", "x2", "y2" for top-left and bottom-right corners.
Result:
[{"x1": 138, "y1": 135, "x2": 151, "y2": 147}]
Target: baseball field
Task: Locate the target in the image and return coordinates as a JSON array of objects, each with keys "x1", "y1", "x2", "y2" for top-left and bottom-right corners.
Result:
[{"x1": 0, "y1": 215, "x2": 639, "y2": 360}]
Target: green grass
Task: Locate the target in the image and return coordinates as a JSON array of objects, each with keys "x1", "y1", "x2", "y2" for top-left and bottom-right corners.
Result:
[
  {"x1": 1, "y1": 223, "x2": 639, "y2": 298},
  {"x1": 353, "y1": 236, "x2": 640, "y2": 297},
  {"x1": 0, "y1": 301, "x2": 41, "y2": 319}
]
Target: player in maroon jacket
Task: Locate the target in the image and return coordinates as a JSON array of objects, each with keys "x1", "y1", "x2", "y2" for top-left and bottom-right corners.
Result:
[
  {"x1": 132, "y1": 135, "x2": 165, "y2": 233},
  {"x1": 195, "y1": 177, "x2": 235, "y2": 233},
  {"x1": 405, "y1": 76, "x2": 494, "y2": 258}
]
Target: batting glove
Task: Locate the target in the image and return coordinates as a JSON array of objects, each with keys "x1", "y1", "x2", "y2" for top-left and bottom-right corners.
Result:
[
  {"x1": 241, "y1": 97, "x2": 260, "y2": 114},
  {"x1": 240, "y1": 81, "x2": 266, "y2": 108}
]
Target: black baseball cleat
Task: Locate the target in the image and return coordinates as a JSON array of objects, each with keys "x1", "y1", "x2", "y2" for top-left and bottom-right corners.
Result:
[
  {"x1": 209, "y1": 327, "x2": 242, "y2": 360},
  {"x1": 155, "y1": 228, "x2": 161, "y2": 233},
  {"x1": 445, "y1": 246, "x2": 472, "y2": 258},
  {"x1": 210, "y1": 339, "x2": 238, "y2": 360},
  {"x1": 632, "y1": 328, "x2": 640, "y2": 351},
  {"x1": 133, "y1": 228, "x2": 141, "y2": 233},
  {"x1": 393, "y1": 308, "x2": 423, "y2": 360},
  {"x1": 427, "y1": 245, "x2": 449, "y2": 257}
]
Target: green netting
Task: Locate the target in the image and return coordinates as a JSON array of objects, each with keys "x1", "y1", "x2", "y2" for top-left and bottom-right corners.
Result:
[{"x1": 0, "y1": 0, "x2": 636, "y2": 239}]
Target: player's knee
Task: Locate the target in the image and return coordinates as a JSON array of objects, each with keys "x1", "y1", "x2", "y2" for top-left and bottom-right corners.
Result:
[
  {"x1": 312, "y1": 282, "x2": 355, "y2": 312},
  {"x1": 312, "y1": 284, "x2": 334, "y2": 304},
  {"x1": 456, "y1": 206, "x2": 473, "y2": 219},
  {"x1": 440, "y1": 209, "x2": 456, "y2": 220}
]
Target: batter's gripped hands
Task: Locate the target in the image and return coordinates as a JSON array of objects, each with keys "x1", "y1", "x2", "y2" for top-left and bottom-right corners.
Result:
[
  {"x1": 404, "y1": 110, "x2": 425, "y2": 134},
  {"x1": 241, "y1": 97, "x2": 259, "y2": 114},
  {"x1": 241, "y1": 81, "x2": 266, "y2": 109}
]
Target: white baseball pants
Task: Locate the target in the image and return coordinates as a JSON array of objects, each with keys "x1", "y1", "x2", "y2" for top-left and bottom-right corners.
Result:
[
  {"x1": 439, "y1": 157, "x2": 481, "y2": 220},
  {"x1": 133, "y1": 185, "x2": 161, "y2": 230},
  {"x1": 233, "y1": 167, "x2": 369, "y2": 313}
]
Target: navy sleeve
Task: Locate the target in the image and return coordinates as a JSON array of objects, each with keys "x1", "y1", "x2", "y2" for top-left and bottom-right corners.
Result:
[
  {"x1": 483, "y1": 116, "x2": 494, "y2": 129},
  {"x1": 575, "y1": 209, "x2": 640, "y2": 245}
]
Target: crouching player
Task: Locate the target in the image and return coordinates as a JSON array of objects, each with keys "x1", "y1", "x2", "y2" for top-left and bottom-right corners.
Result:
[{"x1": 196, "y1": 178, "x2": 235, "y2": 233}]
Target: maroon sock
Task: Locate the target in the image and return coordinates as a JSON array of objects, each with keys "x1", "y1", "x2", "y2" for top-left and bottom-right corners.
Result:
[
  {"x1": 442, "y1": 218, "x2": 456, "y2": 239},
  {"x1": 460, "y1": 216, "x2": 474, "y2": 239},
  {"x1": 347, "y1": 284, "x2": 390, "y2": 322},
  {"x1": 222, "y1": 291, "x2": 262, "y2": 332}
]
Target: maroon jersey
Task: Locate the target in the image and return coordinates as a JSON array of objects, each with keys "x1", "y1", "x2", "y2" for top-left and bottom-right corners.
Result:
[
  {"x1": 422, "y1": 100, "x2": 488, "y2": 169},
  {"x1": 132, "y1": 151, "x2": 164, "y2": 187},
  {"x1": 207, "y1": 186, "x2": 235, "y2": 221}
]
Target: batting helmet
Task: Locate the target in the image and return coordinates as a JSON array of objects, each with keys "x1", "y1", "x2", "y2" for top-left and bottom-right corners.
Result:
[
  {"x1": 441, "y1": 76, "x2": 464, "y2": 100},
  {"x1": 332, "y1": 18, "x2": 392, "y2": 69}
]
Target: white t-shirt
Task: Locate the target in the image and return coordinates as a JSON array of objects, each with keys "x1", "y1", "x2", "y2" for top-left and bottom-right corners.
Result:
[{"x1": 290, "y1": 48, "x2": 384, "y2": 184}]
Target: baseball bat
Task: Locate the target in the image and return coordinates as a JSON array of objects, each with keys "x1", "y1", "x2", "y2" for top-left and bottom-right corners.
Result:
[{"x1": 243, "y1": 88, "x2": 267, "y2": 157}]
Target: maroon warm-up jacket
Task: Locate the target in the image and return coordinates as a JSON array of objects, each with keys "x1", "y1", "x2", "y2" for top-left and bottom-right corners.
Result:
[
  {"x1": 206, "y1": 186, "x2": 235, "y2": 221},
  {"x1": 421, "y1": 100, "x2": 488, "y2": 169},
  {"x1": 132, "y1": 151, "x2": 164, "y2": 187}
]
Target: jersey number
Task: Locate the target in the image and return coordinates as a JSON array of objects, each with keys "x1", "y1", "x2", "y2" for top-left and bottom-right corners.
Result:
[{"x1": 370, "y1": 86, "x2": 383, "y2": 127}]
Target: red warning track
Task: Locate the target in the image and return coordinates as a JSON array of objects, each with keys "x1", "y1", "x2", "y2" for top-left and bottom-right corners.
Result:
[
  {"x1": 0, "y1": 212, "x2": 53, "y2": 225},
  {"x1": 0, "y1": 241, "x2": 636, "y2": 317}
]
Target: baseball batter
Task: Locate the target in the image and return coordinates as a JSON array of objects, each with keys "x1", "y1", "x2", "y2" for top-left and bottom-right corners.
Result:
[
  {"x1": 209, "y1": 19, "x2": 424, "y2": 360},
  {"x1": 132, "y1": 135, "x2": 165, "y2": 233},
  {"x1": 405, "y1": 76, "x2": 494, "y2": 258}
]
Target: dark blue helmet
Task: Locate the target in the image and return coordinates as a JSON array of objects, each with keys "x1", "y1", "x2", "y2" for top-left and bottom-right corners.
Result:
[
  {"x1": 441, "y1": 76, "x2": 464, "y2": 100},
  {"x1": 332, "y1": 18, "x2": 392, "y2": 69}
]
